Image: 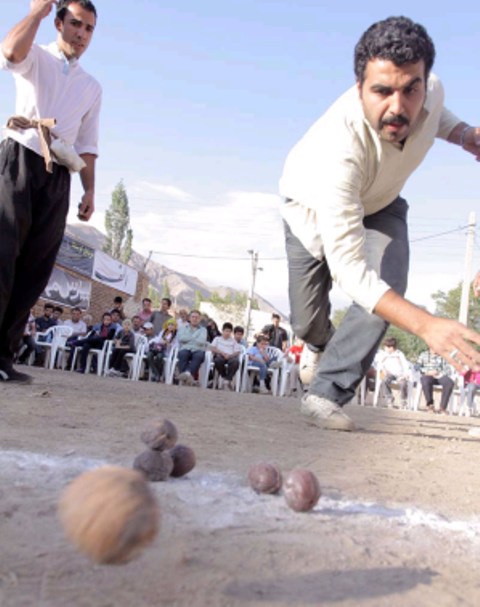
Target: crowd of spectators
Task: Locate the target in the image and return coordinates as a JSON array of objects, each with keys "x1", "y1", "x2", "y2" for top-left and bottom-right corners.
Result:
[
  {"x1": 15, "y1": 299, "x2": 298, "y2": 394},
  {"x1": 16, "y1": 299, "x2": 480, "y2": 411}
]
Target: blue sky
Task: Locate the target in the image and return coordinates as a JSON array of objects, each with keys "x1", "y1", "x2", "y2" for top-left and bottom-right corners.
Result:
[{"x1": 1, "y1": 0, "x2": 479, "y2": 315}]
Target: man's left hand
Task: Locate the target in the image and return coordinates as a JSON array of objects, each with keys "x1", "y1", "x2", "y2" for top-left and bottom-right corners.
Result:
[{"x1": 77, "y1": 191, "x2": 94, "y2": 221}]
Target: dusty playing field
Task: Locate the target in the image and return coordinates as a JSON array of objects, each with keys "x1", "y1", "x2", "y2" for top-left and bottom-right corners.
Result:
[{"x1": 1, "y1": 367, "x2": 480, "y2": 607}]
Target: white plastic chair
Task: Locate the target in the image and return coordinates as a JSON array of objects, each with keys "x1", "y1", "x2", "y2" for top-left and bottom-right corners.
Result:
[
  {"x1": 70, "y1": 339, "x2": 113, "y2": 376},
  {"x1": 124, "y1": 334, "x2": 148, "y2": 381},
  {"x1": 241, "y1": 345, "x2": 282, "y2": 396},
  {"x1": 372, "y1": 366, "x2": 415, "y2": 409},
  {"x1": 35, "y1": 325, "x2": 73, "y2": 370},
  {"x1": 165, "y1": 346, "x2": 211, "y2": 388},
  {"x1": 209, "y1": 346, "x2": 245, "y2": 392}
]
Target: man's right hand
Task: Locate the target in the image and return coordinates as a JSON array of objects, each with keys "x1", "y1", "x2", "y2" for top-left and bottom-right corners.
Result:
[{"x1": 30, "y1": 0, "x2": 57, "y2": 20}]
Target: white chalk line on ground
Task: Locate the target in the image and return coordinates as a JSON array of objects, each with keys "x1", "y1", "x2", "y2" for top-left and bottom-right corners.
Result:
[{"x1": 1, "y1": 449, "x2": 479, "y2": 542}]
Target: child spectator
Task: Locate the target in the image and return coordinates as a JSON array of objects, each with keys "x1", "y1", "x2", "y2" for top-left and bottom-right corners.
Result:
[
  {"x1": 210, "y1": 322, "x2": 243, "y2": 390},
  {"x1": 286, "y1": 338, "x2": 304, "y2": 396},
  {"x1": 146, "y1": 319, "x2": 177, "y2": 382},
  {"x1": 463, "y1": 369, "x2": 480, "y2": 412},
  {"x1": 247, "y1": 335, "x2": 277, "y2": 394},
  {"x1": 107, "y1": 318, "x2": 136, "y2": 377}
]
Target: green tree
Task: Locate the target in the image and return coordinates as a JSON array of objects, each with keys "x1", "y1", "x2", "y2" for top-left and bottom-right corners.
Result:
[
  {"x1": 194, "y1": 290, "x2": 203, "y2": 309},
  {"x1": 332, "y1": 306, "x2": 426, "y2": 361},
  {"x1": 162, "y1": 279, "x2": 171, "y2": 300},
  {"x1": 431, "y1": 282, "x2": 480, "y2": 331},
  {"x1": 103, "y1": 180, "x2": 133, "y2": 263},
  {"x1": 147, "y1": 285, "x2": 160, "y2": 308}
]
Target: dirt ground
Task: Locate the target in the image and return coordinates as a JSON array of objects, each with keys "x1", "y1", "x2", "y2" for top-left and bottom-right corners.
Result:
[{"x1": 2, "y1": 368, "x2": 480, "y2": 607}]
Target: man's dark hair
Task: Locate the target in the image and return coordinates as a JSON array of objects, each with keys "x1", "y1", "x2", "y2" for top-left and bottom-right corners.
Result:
[
  {"x1": 56, "y1": 0, "x2": 97, "y2": 22},
  {"x1": 142, "y1": 297, "x2": 152, "y2": 305},
  {"x1": 71, "y1": 306, "x2": 82, "y2": 313},
  {"x1": 272, "y1": 313, "x2": 281, "y2": 320},
  {"x1": 233, "y1": 326, "x2": 244, "y2": 334},
  {"x1": 102, "y1": 312, "x2": 112, "y2": 319},
  {"x1": 54, "y1": 306, "x2": 64, "y2": 314},
  {"x1": 162, "y1": 297, "x2": 172, "y2": 307},
  {"x1": 384, "y1": 337, "x2": 398, "y2": 348},
  {"x1": 354, "y1": 16, "x2": 435, "y2": 84},
  {"x1": 113, "y1": 296, "x2": 123, "y2": 304},
  {"x1": 222, "y1": 322, "x2": 233, "y2": 331},
  {"x1": 44, "y1": 303, "x2": 54, "y2": 310}
]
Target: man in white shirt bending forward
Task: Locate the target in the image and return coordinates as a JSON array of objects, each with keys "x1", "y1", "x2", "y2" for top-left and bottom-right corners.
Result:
[{"x1": 280, "y1": 16, "x2": 480, "y2": 431}]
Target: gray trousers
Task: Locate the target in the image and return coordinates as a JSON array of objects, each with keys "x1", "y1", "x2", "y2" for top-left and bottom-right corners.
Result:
[{"x1": 284, "y1": 197, "x2": 409, "y2": 406}]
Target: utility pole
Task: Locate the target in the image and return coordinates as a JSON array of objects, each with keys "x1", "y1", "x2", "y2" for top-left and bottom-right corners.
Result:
[
  {"x1": 142, "y1": 250, "x2": 153, "y2": 272},
  {"x1": 245, "y1": 250, "x2": 261, "y2": 340},
  {"x1": 459, "y1": 211, "x2": 476, "y2": 325}
]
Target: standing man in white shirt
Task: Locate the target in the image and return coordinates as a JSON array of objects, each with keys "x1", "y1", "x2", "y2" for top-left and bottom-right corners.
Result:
[
  {"x1": 280, "y1": 16, "x2": 480, "y2": 431},
  {"x1": 0, "y1": 0, "x2": 101, "y2": 383}
]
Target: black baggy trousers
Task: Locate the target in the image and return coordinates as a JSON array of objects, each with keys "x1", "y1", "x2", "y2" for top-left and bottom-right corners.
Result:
[{"x1": 0, "y1": 138, "x2": 71, "y2": 365}]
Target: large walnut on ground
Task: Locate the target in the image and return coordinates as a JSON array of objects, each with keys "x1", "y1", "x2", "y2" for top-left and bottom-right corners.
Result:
[
  {"x1": 141, "y1": 419, "x2": 178, "y2": 451},
  {"x1": 169, "y1": 444, "x2": 196, "y2": 478},
  {"x1": 133, "y1": 449, "x2": 174, "y2": 481},
  {"x1": 58, "y1": 466, "x2": 160, "y2": 565}
]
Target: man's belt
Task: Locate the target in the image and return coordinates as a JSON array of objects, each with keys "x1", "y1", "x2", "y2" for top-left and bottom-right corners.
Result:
[{"x1": 6, "y1": 115, "x2": 56, "y2": 173}]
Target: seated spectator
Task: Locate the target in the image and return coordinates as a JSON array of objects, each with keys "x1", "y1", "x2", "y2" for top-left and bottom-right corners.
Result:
[
  {"x1": 177, "y1": 310, "x2": 207, "y2": 386},
  {"x1": 146, "y1": 319, "x2": 178, "y2": 382},
  {"x1": 210, "y1": 322, "x2": 243, "y2": 390},
  {"x1": 206, "y1": 318, "x2": 221, "y2": 343},
  {"x1": 73, "y1": 312, "x2": 117, "y2": 374},
  {"x1": 52, "y1": 305, "x2": 64, "y2": 324},
  {"x1": 416, "y1": 348, "x2": 454, "y2": 413},
  {"x1": 462, "y1": 369, "x2": 480, "y2": 412},
  {"x1": 261, "y1": 313, "x2": 289, "y2": 352},
  {"x1": 247, "y1": 335, "x2": 278, "y2": 394},
  {"x1": 110, "y1": 309, "x2": 123, "y2": 336},
  {"x1": 176, "y1": 308, "x2": 189, "y2": 328},
  {"x1": 138, "y1": 297, "x2": 153, "y2": 323},
  {"x1": 111, "y1": 296, "x2": 126, "y2": 320},
  {"x1": 35, "y1": 302, "x2": 56, "y2": 333},
  {"x1": 285, "y1": 338, "x2": 304, "y2": 396},
  {"x1": 34, "y1": 303, "x2": 57, "y2": 365},
  {"x1": 83, "y1": 314, "x2": 94, "y2": 332},
  {"x1": 151, "y1": 298, "x2": 173, "y2": 336},
  {"x1": 107, "y1": 319, "x2": 136, "y2": 377},
  {"x1": 64, "y1": 307, "x2": 88, "y2": 341},
  {"x1": 377, "y1": 337, "x2": 410, "y2": 407},
  {"x1": 131, "y1": 315, "x2": 144, "y2": 334},
  {"x1": 16, "y1": 311, "x2": 36, "y2": 365},
  {"x1": 233, "y1": 326, "x2": 247, "y2": 348}
]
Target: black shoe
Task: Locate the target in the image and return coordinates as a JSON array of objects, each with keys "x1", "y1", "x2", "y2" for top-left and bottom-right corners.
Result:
[{"x1": 0, "y1": 366, "x2": 33, "y2": 384}]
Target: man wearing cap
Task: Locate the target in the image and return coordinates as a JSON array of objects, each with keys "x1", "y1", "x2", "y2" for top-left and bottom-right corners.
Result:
[
  {"x1": 280, "y1": 16, "x2": 480, "y2": 431},
  {"x1": 0, "y1": 0, "x2": 101, "y2": 383}
]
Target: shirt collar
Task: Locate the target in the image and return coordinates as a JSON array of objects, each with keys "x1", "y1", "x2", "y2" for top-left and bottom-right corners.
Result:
[{"x1": 46, "y1": 42, "x2": 79, "y2": 74}]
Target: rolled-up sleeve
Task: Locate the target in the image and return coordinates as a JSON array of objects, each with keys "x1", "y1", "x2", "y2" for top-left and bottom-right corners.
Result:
[
  {"x1": 0, "y1": 44, "x2": 36, "y2": 74},
  {"x1": 74, "y1": 88, "x2": 102, "y2": 156}
]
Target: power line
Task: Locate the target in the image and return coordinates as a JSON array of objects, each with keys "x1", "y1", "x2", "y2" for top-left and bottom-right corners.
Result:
[{"x1": 409, "y1": 224, "x2": 470, "y2": 243}]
